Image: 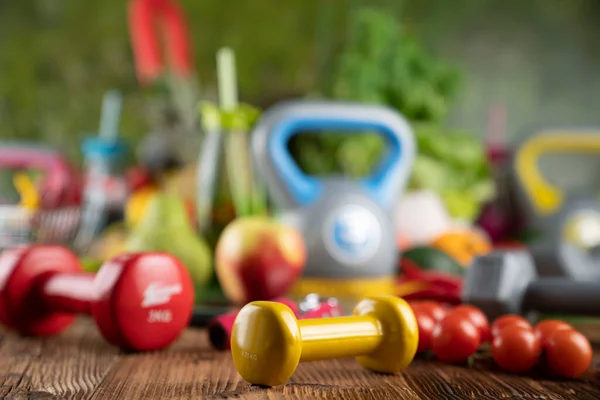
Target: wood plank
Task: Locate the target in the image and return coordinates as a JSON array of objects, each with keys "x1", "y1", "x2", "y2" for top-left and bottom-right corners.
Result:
[
  {"x1": 89, "y1": 328, "x2": 245, "y2": 399},
  {"x1": 89, "y1": 322, "x2": 600, "y2": 399},
  {"x1": 0, "y1": 318, "x2": 598, "y2": 399},
  {"x1": 0, "y1": 327, "x2": 44, "y2": 399},
  {"x1": 573, "y1": 321, "x2": 600, "y2": 344},
  {"x1": 285, "y1": 359, "x2": 420, "y2": 399},
  {"x1": 90, "y1": 326, "x2": 423, "y2": 399},
  {"x1": 0, "y1": 319, "x2": 119, "y2": 399}
]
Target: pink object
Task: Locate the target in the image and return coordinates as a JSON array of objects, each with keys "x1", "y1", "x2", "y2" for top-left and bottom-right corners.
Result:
[
  {"x1": 485, "y1": 104, "x2": 510, "y2": 165},
  {"x1": 477, "y1": 104, "x2": 516, "y2": 241},
  {"x1": 0, "y1": 145, "x2": 82, "y2": 209},
  {"x1": 477, "y1": 202, "x2": 510, "y2": 242},
  {"x1": 207, "y1": 296, "x2": 343, "y2": 350},
  {"x1": 300, "y1": 300, "x2": 343, "y2": 319}
]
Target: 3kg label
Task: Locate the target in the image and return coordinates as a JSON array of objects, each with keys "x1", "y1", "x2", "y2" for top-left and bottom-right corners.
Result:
[
  {"x1": 240, "y1": 351, "x2": 257, "y2": 361},
  {"x1": 147, "y1": 309, "x2": 173, "y2": 323}
]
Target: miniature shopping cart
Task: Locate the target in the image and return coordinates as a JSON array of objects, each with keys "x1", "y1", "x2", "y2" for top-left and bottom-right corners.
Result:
[
  {"x1": 0, "y1": 143, "x2": 84, "y2": 251},
  {"x1": 0, "y1": 205, "x2": 82, "y2": 249},
  {"x1": 0, "y1": 92, "x2": 127, "y2": 252}
]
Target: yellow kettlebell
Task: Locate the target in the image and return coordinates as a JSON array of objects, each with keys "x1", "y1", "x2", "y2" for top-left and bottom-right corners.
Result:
[{"x1": 515, "y1": 132, "x2": 600, "y2": 216}]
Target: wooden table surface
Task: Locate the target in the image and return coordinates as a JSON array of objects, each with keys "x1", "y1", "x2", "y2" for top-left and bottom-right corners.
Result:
[{"x1": 1, "y1": 318, "x2": 599, "y2": 399}]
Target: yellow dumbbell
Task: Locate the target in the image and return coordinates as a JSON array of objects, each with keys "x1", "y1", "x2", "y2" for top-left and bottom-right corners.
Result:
[{"x1": 231, "y1": 296, "x2": 418, "y2": 387}]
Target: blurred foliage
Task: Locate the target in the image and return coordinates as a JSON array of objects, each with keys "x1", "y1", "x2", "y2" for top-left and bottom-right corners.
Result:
[
  {"x1": 331, "y1": 8, "x2": 460, "y2": 122},
  {"x1": 410, "y1": 124, "x2": 494, "y2": 220},
  {"x1": 291, "y1": 7, "x2": 461, "y2": 178},
  {"x1": 2, "y1": 0, "x2": 600, "y2": 220},
  {"x1": 291, "y1": 7, "x2": 493, "y2": 220},
  {"x1": 3, "y1": 0, "x2": 600, "y2": 148},
  {"x1": 0, "y1": 0, "x2": 329, "y2": 161}
]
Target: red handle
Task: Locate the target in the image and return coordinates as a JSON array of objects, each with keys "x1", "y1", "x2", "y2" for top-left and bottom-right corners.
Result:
[
  {"x1": 159, "y1": 0, "x2": 193, "y2": 77},
  {"x1": 40, "y1": 272, "x2": 97, "y2": 315},
  {"x1": 128, "y1": 0, "x2": 193, "y2": 85}
]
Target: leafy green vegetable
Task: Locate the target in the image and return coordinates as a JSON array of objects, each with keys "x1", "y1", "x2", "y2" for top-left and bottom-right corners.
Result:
[
  {"x1": 290, "y1": 7, "x2": 495, "y2": 222},
  {"x1": 330, "y1": 8, "x2": 461, "y2": 122},
  {"x1": 403, "y1": 246, "x2": 465, "y2": 276},
  {"x1": 441, "y1": 190, "x2": 483, "y2": 221},
  {"x1": 409, "y1": 124, "x2": 495, "y2": 220}
]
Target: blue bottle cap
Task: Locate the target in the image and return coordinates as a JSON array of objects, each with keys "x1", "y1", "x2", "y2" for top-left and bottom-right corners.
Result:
[{"x1": 82, "y1": 137, "x2": 127, "y2": 158}]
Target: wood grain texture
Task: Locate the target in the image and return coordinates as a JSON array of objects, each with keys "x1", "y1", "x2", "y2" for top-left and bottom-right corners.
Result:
[{"x1": 0, "y1": 318, "x2": 598, "y2": 399}]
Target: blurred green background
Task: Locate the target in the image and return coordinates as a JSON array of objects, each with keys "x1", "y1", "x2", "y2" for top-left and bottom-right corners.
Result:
[
  {"x1": 2, "y1": 0, "x2": 600, "y2": 219},
  {"x1": 3, "y1": 0, "x2": 600, "y2": 146}
]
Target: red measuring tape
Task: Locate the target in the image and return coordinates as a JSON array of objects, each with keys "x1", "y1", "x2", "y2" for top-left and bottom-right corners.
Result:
[{"x1": 128, "y1": 0, "x2": 194, "y2": 85}]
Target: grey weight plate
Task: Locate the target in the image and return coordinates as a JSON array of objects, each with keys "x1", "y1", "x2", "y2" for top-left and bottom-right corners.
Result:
[{"x1": 278, "y1": 183, "x2": 397, "y2": 279}]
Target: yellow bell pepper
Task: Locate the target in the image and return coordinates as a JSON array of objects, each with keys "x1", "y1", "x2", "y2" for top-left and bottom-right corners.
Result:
[
  {"x1": 14, "y1": 173, "x2": 40, "y2": 210},
  {"x1": 125, "y1": 185, "x2": 159, "y2": 228}
]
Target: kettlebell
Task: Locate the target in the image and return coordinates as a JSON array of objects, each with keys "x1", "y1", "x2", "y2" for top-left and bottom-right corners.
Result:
[
  {"x1": 513, "y1": 130, "x2": 600, "y2": 281},
  {"x1": 251, "y1": 101, "x2": 415, "y2": 299}
]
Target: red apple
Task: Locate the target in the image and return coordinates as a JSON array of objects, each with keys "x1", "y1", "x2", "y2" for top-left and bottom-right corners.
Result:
[{"x1": 215, "y1": 216, "x2": 306, "y2": 304}]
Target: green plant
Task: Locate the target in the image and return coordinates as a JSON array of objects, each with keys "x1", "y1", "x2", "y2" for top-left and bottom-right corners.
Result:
[
  {"x1": 410, "y1": 123, "x2": 494, "y2": 220},
  {"x1": 291, "y1": 7, "x2": 493, "y2": 221},
  {"x1": 332, "y1": 8, "x2": 460, "y2": 122}
]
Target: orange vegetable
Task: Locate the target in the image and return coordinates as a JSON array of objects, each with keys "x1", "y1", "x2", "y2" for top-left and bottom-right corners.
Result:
[{"x1": 431, "y1": 230, "x2": 492, "y2": 267}]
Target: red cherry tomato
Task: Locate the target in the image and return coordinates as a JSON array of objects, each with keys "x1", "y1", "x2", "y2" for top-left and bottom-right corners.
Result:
[
  {"x1": 415, "y1": 312, "x2": 436, "y2": 353},
  {"x1": 409, "y1": 301, "x2": 448, "y2": 322},
  {"x1": 450, "y1": 305, "x2": 490, "y2": 342},
  {"x1": 432, "y1": 313, "x2": 480, "y2": 363},
  {"x1": 534, "y1": 320, "x2": 573, "y2": 346},
  {"x1": 490, "y1": 315, "x2": 532, "y2": 338},
  {"x1": 545, "y1": 329, "x2": 593, "y2": 378},
  {"x1": 491, "y1": 325, "x2": 541, "y2": 373}
]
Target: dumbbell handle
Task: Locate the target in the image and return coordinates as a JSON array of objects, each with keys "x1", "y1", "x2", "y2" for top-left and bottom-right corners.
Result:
[
  {"x1": 525, "y1": 278, "x2": 600, "y2": 316},
  {"x1": 39, "y1": 272, "x2": 97, "y2": 315},
  {"x1": 298, "y1": 316, "x2": 381, "y2": 361}
]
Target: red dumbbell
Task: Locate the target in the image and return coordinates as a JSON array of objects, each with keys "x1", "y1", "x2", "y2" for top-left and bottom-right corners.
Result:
[
  {"x1": 0, "y1": 245, "x2": 194, "y2": 351},
  {"x1": 207, "y1": 295, "x2": 343, "y2": 350}
]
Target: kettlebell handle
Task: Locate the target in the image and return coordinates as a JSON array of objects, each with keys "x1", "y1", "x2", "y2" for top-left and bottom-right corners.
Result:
[
  {"x1": 251, "y1": 101, "x2": 415, "y2": 209},
  {"x1": 514, "y1": 131, "x2": 600, "y2": 216}
]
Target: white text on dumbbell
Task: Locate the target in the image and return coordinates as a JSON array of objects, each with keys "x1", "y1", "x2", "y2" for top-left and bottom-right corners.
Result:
[
  {"x1": 147, "y1": 309, "x2": 173, "y2": 323},
  {"x1": 142, "y1": 283, "x2": 183, "y2": 308}
]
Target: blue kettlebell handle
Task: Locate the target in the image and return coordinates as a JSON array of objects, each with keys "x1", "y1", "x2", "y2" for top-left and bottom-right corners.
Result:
[{"x1": 251, "y1": 101, "x2": 416, "y2": 209}]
